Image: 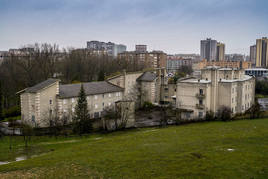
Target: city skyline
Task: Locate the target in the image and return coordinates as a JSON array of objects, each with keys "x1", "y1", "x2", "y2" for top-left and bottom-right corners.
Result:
[{"x1": 0, "y1": 0, "x2": 268, "y2": 54}]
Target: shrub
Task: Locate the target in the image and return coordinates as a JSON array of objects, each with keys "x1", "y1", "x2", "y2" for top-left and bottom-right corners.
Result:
[
  {"x1": 143, "y1": 101, "x2": 154, "y2": 110},
  {"x1": 205, "y1": 111, "x2": 215, "y2": 121},
  {"x1": 217, "y1": 106, "x2": 232, "y2": 121}
]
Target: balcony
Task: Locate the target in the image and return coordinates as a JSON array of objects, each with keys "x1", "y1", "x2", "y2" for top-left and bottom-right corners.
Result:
[
  {"x1": 196, "y1": 93, "x2": 205, "y2": 99},
  {"x1": 196, "y1": 104, "x2": 205, "y2": 109}
]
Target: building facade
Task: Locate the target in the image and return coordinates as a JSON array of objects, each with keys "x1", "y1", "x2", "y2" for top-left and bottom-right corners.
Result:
[
  {"x1": 135, "y1": 45, "x2": 147, "y2": 53},
  {"x1": 176, "y1": 67, "x2": 255, "y2": 120},
  {"x1": 118, "y1": 50, "x2": 167, "y2": 69},
  {"x1": 200, "y1": 38, "x2": 217, "y2": 61},
  {"x1": 166, "y1": 55, "x2": 192, "y2": 73},
  {"x1": 216, "y1": 42, "x2": 225, "y2": 61},
  {"x1": 250, "y1": 45, "x2": 257, "y2": 66},
  {"x1": 19, "y1": 79, "x2": 125, "y2": 127},
  {"x1": 86, "y1": 41, "x2": 126, "y2": 57},
  {"x1": 198, "y1": 59, "x2": 252, "y2": 69},
  {"x1": 256, "y1": 37, "x2": 268, "y2": 67}
]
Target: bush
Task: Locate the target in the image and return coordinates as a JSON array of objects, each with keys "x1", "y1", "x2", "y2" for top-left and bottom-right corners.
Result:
[
  {"x1": 143, "y1": 101, "x2": 155, "y2": 110},
  {"x1": 205, "y1": 111, "x2": 215, "y2": 121},
  {"x1": 3, "y1": 106, "x2": 21, "y2": 118},
  {"x1": 217, "y1": 106, "x2": 232, "y2": 121}
]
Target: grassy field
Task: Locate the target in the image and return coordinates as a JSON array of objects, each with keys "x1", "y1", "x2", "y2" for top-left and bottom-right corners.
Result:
[{"x1": 0, "y1": 119, "x2": 268, "y2": 178}]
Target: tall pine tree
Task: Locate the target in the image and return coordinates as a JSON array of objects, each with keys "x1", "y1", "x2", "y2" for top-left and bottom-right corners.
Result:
[{"x1": 73, "y1": 84, "x2": 92, "y2": 134}]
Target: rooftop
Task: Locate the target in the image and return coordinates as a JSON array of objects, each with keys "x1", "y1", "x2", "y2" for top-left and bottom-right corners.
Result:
[
  {"x1": 25, "y1": 78, "x2": 60, "y2": 93},
  {"x1": 59, "y1": 81, "x2": 123, "y2": 98},
  {"x1": 136, "y1": 71, "x2": 157, "y2": 82}
]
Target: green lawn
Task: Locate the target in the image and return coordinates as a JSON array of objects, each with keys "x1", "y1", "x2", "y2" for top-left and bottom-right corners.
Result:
[{"x1": 1, "y1": 119, "x2": 268, "y2": 178}]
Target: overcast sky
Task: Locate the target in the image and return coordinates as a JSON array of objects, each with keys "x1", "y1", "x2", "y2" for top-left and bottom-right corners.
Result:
[{"x1": 0, "y1": 0, "x2": 267, "y2": 54}]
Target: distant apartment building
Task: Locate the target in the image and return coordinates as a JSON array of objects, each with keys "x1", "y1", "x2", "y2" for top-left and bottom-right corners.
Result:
[
  {"x1": 225, "y1": 54, "x2": 246, "y2": 61},
  {"x1": 166, "y1": 55, "x2": 192, "y2": 73},
  {"x1": 71, "y1": 48, "x2": 108, "y2": 57},
  {"x1": 250, "y1": 45, "x2": 257, "y2": 66},
  {"x1": 216, "y1": 42, "x2": 225, "y2": 61},
  {"x1": 198, "y1": 59, "x2": 252, "y2": 69},
  {"x1": 176, "y1": 67, "x2": 255, "y2": 120},
  {"x1": 175, "y1": 54, "x2": 200, "y2": 63},
  {"x1": 135, "y1": 45, "x2": 147, "y2": 53},
  {"x1": 256, "y1": 37, "x2": 268, "y2": 67},
  {"x1": 118, "y1": 50, "x2": 167, "y2": 69},
  {"x1": 200, "y1": 38, "x2": 217, "y2": 61},
  {"x1": 86, "y1": 41, "x2": 126, "y2": 57}
]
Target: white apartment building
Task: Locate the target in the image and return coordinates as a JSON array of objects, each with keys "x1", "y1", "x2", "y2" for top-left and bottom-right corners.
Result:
[
  {"x1": 176, "y1": 67, "x2": 255, "y2": 119},
  {"x1": 19, "y1": 79, "x2": 124, "y2": 127}
]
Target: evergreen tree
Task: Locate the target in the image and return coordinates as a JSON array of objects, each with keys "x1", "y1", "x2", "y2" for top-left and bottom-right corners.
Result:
[{"x1": 73, "y1": 84, "x2": 92, "y2": 134}]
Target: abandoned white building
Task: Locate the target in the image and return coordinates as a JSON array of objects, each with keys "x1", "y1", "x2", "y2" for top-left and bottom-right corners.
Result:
[{"x1": 19, "y1": 69, "x2": 167, "y2": 127}]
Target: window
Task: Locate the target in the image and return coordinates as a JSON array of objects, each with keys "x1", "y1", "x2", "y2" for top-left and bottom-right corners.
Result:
[
  {"x1": 94, "y1": 95, "x2": 98, "y2": 100},
  {"x1": 95, "y1": 104, "x2": 98, "y2": 109},
  {"x1": 49, "y1": 99, "x2": 52, "y2": 105},
  {"x1": 199, "y1": 99, "x2": 203, "y2": 105},
  {"x1": 199, "y1": 89, "x2": 203, "y2": 95},
  {"x1": 103, "y1": 103, "x2": 104, "y2": 107},
  {"x1": 72, "y1": 107, "x2": 75, "y2": 112},
  {"x1": 72, "y1": 98, "x2": 75, "y2": 103},
  {"x1": 198, "y1": 112, "x2": 203, "y2": 118},
  {"x1": 87, "y1": 96, "x2": 90, "y2": 100},
  {"x1": 108, "y1": 93, "x2": 111, "y2": 97},
  {"x1": 63, "y1": 99, "x2": 66, "y2": 104},
  {"x1": 94, "y1": 112, "x2": 100, "y2": 118},
  {"x1": 232, "y1": 98, "x2": 234, "y2": 103},
  {"x1": 118, "y1": 92, "x2": 121, "y2": 97},
  {"x1": 185, "y1": 112, "x2": 191, "y2": 118},
  {"x1": 108, "y1": 102, "x2": 111, "y2": 106}
]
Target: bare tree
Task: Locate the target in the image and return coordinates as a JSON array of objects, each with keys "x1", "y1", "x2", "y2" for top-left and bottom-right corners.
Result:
[{"x1": 103, "y1": 101, "x2": 134, "y2": 131}]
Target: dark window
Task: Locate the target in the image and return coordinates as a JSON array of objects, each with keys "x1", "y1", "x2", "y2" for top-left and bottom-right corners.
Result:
[
  {"x1": 199, "y1": 89, "x2": 203, "y2": 95},
  {"x1": 186, "y1": 112, "x2": 191, "y2": 118},
  {"x1": 198, "y1": 112, "x2": 203, "y2": 118},
  {"x1": 49, "y1": 100, "x2": 52, "y2": 104},
  {"x1": 94, "y1": 112, "x2": 100, "y2": 118},
  {"x1": 199, "y1": 100, "x2": 203, "y2": 105}
]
